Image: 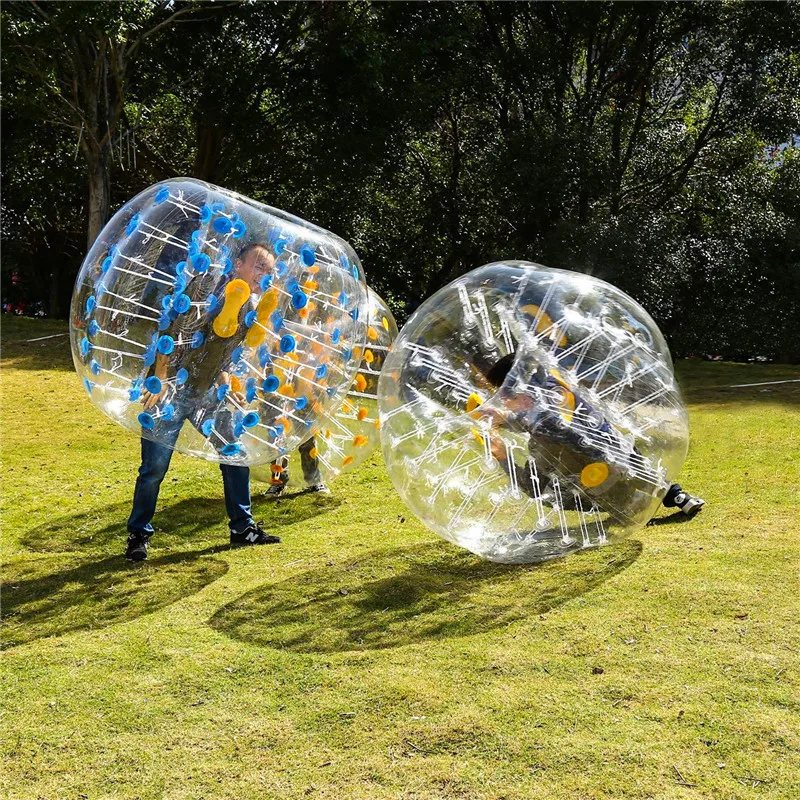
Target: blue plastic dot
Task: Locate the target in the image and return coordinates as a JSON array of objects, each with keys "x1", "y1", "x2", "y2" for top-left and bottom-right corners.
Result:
[
  {"x1": 83, "y1": 378, "x2": 93, "y2": 395},
  {"x1": 200, "y1": 205, "x2": 212, "y2": 224},
  {"x1": 154, "y1": 186, "x2": 170, "y2": 204},
  {"x1": 245, "y1": 310, "x2": 257, "y2": 328},
  {"x1": 295, "y1": 396, "x2": 308, "y2": 411},
  {"x1": 300, "y1": 244, "x2": 316, "y2": 267},
  {"x1": 176, "y1": 368, "x2": 189, "y2": 386},
  {"x1": 101, "y1": 256, "x2": 113, "y2": 274},
  {"x1": 260, "y1": 274, "x2": 273, "y2": 292},
  {"x1": 286, "y1": 278, "x2": 299, "y2": 294},
  {"x1": 263, "y1": 375, "x2": 280, "y2": 393},
  {"x1": 138, "y1": 412, "x2": 155, "y2": 430},
  {"x1": 174, "y1": 274, "x2": 188, "y2": 295},
  {"x1": 233, "y1": 422, "x2": 244, "y2": 438},
  {"x1": 331, "y1": 329, "x2": 341, "y2": 344},
  {"x1": 188, "y1": 241, "x2": 200, "y2": 258},
  {"x1": 191, "y1": 230, "x2": 204, "y2": 243},
  {"x1": 144, "y1": 345, "x2": 156, "y2": 367},
  {"x1": 221, "y1": 257, "x2": 234, "y2": 275},
  {"x1": 86, "y1": 296, "x2": 96, "y2": 314},
  {"x1": 351, "y1": 265, "x2": 359, "y2": 280},
  {"x1": 88, "y1": 320, "x2": 100, "y2": 337},
  {"x1": 206, "y1": 294, "x2": 218, "y2": 313},
  {"x1": 350, "y1": 308, "x2": 359, "y2": 321},
  {"x1": 257, "y1": 345, "x2": 271, "y2": 368},
  {"x1": 157, "y1": 335, "x2": 174, "y2": 355},
  {"x1": 326, "y1": 386, "x2": 337, "y2": 397},
  {"x1": 158, "y1": 313, "x2": 172, "y2": 332},
  {"x1": 109, "y1": 244, "x2": 119, "y2": 258},
  {"x1": 292, "y1": 291, "x2": 308, "y2": 310},
  {"x1": 125, "y1": 214, "x2": 140, "y2": 236},
  {"x1": 202, "y1": 419, "x2": 215, "y2": 437},
  {"x1": 338, "y1": 292, "x2": 348, "y2": 307},
  {"x1": 191, "y1": 253, "x2": 211, "y2": 273},
  {"x1": 222, "y1": 443, "x2": 242, "y2": 456},
  {"x1": 339, "y1": 254, "x2": 349, "y2": 270},
  {"x1": 246, "y1": 378, "x2": 257, "y2": 403},
  {"x1": 80, "y1": 337, "x2": 91, "y2": 357},
  {"x1": 145, "y1": 376, "x2": 163, "y2": 394},
  {"x1": 219, "y1": 244, "x2": 230, "y2": 258},
  {"x1": 213, "y1": 216, "x2": 233, "y2": 235},
  {"x1": 270, "y1": 310, "x2": 284, "y2": 332},
  {"x1": 90, "y1": 359, "x2": 101, "y2": 376},
  {"x1": 316, "y1": 364, "x2": 328, "y2": 379},
  {"x1": 275, "y1": 260, "x2": 289, "y2": 278},
  {"x1": 243, "y1": 412, "x2": 260, "y2": 428},
  {"x1": 161, "y1": 295, "x2": 173, "y2": 311},
  {"x1": 279, "y1": 334, "x2": 296, "y2": 353},
  {"x1": 342, "y1": 347, "x2": 353, "y2": 361},
  {"x1": 231, "y1": 346, "x2": 244, "y2": 364},
  {"x1": 232, "y1": 219, "x2": 247, "y2": 239},
  {"x1": 211, "y1": 201, "x2": 226, "y2": 214},
  {"x1": 161, "y1": 404, "x2": 175, "y2": 421},
  {"x1": 274, "y1": 424, "x2": 285, "y2": 436},
  {"x1": 129, "y1": 389, "x2": 141, "y2": 401},
  {"x1": 191, "y1": 331, "x2": 205, "y2": 349},
  {"x1": 274, "y1": 238, "x2": 288, "y2": 255},
  {"x1": 173, "y1": 293, "x2": 191, "y2": 314},
  {"x1": 217, "y1": 384, "x2": 229, "y2": 401}
]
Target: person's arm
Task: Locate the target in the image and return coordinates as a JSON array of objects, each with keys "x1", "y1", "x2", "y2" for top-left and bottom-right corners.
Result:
[{"x1": 141, "y1": 351, "x2": 170, "y2": 409}]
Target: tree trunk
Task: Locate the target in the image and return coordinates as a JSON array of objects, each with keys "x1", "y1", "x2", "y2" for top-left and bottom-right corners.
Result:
[{"x1": 86, "y1": 148, "x2": 111, "y2": 249}]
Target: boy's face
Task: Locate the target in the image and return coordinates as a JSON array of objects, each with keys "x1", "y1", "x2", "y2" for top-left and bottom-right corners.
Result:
[{"x1": 235, "y1": 246, "x2": 274, "y2": 293}]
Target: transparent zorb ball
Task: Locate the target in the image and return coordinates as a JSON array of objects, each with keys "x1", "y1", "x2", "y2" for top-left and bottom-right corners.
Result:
[
  {"x1": 253, "y1": 287, "x2": 398, "y2": 489},
  {"x1": 70, "y1": 179, "x2": 368, "y2": 465},
  {"x1": 378, "y1": 261, "x2": 689, "y2": 564}
]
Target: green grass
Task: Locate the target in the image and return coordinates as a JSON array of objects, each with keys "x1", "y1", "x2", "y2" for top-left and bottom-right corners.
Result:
[{"x1": 2, "y1": 315, "x2": 799, "y2": 799}]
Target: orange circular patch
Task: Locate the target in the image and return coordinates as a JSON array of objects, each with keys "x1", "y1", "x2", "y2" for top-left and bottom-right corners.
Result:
[{"x1": 581, "y1": 462, "x2": 610, "y2": 488}]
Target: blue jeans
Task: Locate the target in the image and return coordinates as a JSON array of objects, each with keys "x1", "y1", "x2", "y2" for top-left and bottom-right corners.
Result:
[{"x1": 127, "y1": 393, "x2": 254, "y2": 537}]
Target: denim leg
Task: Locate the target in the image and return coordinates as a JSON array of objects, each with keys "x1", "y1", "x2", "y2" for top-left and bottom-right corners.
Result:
[
  {"x1": 221, "y1": 464, "x2": 254, "y2": 533},
  {"x1": 299, "y1": 437, "x2": 322, "y2": 485},
  {"x1": 127, "y1": 437, "x2": 176, "y2": 535}
]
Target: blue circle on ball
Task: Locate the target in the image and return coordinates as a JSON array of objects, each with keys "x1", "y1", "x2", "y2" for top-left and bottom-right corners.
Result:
[
  {"x1": 243, "y1": 412, "x2": 260, "y2": 428},
  {"x1": 331, "y1": 328, "x2": 341, "y2": 344},
  {"x1": 101, "y1": 256, "x2": 113, "y2": 274},
  {"x1": 260, "y1": 274, "x2": 273, "y2": 292},
  {"x1": 145, "y1": 376, "x2": 163, "y2": 394},
  {"x1": 176, "y1": 368, "x2": 189, "y2": 386},
  {"x1": 316, "y1": 364, "x2": 327, "y2": 379},
  {"x1": 191, "y1": 331, "x2": 205, "y2": 349},
  {"x1": 217, "y1": 384, "x2": 229, "y2": 401},
  {"x1": 174, "y1": 294, "x2": 191, "y2": 314},
  {"x1": 201, "y1": 419, "x2": 215, "y2": 437},
  {"x1": 292, "y1": 291, "x2": 308, "y2": 310},
  {"x1": 138, "y1": 412, "x2": 155, "y2": 430},
  {"x1": 83, "y1": 378, "x2": 93, "y2": 395},
  {"x1": 154, "y1": 186, "x2": 170, "y2": 204},
  {"x1": 275, "y1": 260, "x2": 288, "y2": 277},
  {"x1": 90, "y1": 359, "x2": 101, "y2": 376},
  {"x1": 157, "y1": 335, "x2": 174, "y2": 355},
  {"x1": 232, "y1": 220, "x2": 247, "y2": 239},
  {"x1": 295, "y1": 396, "x2": 307, "y2": 410},
  {"x1": 245, "y1": 310, "x2": 257, "y2": 328},
  {"x1": 222, "y1": 443, "x2": 242, "y2": 456},
  {"x1": 279, "y1": 335, "x2": 296, "y2": 353},
  {"x1": 88, "y1": 320, "x2": 100, "y2": 337},
  {"x1": 263, "y1": 375, "x2": 280, "y2": 392},
  {"x1": 80, "y1": 337, "x2": 91, "y2": 357},
  {"x1": 125, "y1": 214, "x2": 140, "y2": 235},
  {"x1": 200, "y1": 205, "x2": 212, "y2": 224},
  {"x1": 300, "y1": 245, "x2": 316, "y2": 267},
  {"x1": 213, "y1": 217, "x2": 233, "y2": 235},
  {"x1": 86, "y1": 296, "x2": 96, "y2": 314},
  {"x1": 192, "y1": 253, "x2": 211, "y2": 273}
]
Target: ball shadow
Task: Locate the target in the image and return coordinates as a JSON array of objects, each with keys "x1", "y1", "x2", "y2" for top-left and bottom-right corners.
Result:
[
  {"x1": 209, "y1": 538, "x2": 642, "y2": 654},
  {"x1": 2, "y1": 547, "x2": 228, "y2": 650}
]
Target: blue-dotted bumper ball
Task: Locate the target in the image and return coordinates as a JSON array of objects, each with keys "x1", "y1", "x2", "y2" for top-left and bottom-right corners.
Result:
[{"x1": 70, "y1": 179, "x2": 369, "y2": 464}]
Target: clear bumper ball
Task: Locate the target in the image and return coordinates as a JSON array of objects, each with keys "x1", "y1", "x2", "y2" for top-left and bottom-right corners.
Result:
[
  {"x1": 377, "y1": 261, "x2": 689, "y2": 564},
  {"x1": 70, "y1": 179, "x2": 368, "y2": 465}
]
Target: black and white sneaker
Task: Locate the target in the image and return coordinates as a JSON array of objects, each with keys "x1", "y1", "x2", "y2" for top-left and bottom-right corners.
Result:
[
  {"x1": 125, "y1": 531, "x2": 150, "y2": 562},
  {"x1": 306, "y1": 484, "x2": 331, "y2": 495},
  {"x1": 230, "y1": 522, "x2": 281, "y2": 547},
  {"x1": 265, "y1": 483, "x2": 286, "y2": 498},
  {"x1": 676, "y1": 492, "x2": 706, "y2": 516}
]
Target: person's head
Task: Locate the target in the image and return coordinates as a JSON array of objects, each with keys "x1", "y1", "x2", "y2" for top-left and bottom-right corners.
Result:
[
  {"x1": 484, "y1": 352, "x2": 516, "y2": 388},
  {"x1": 234, "y1": 243, "x2": 274, "y2": 293}
]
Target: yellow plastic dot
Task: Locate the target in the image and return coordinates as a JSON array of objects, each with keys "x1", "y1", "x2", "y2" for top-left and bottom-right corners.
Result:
[
  {"x1": 354, "y1": 374, "x2": 367, "y2": 392},
  {"x1": 382, "y1": 316, "x2": 389, "y2": 331},
  {"x1": 353, "y1": 435, "x2": 369, "y2": 447},
  {"x1": 367, "y1": 326, "x2": 378, "y2": 341},
  {"x1": 466, "y1": 393, "x2": 484, "y2": 413},
  {"x1": 357, "y1": 407, "x2": 368, "y2": 421},
  {"x1": 309, "y1": 447, "x2": 318, "y2": 459},
  {"x1": 343, "y1": 455, "x2": 354, "y2": 466},
  {"x1": 230, "y1": 375, "x2": 243, "y2": 393},
  {"x1": 581, "y1": 462, "x2": 610, "y2": 488},
  {"x1": 374, "y1": 419, "x2": 380, "y2": 429},
  {"x1": 270, "y1": 464, "x2": 285, "y2": 475},
  {"x1": 364, "y1": 349, "x2": 374, "y2": 364}
]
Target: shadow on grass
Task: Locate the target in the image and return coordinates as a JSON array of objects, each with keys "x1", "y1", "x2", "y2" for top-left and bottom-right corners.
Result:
[
  {"x1": 2, "y1": 547, "x2": 228, "y2": 650},
  {"x1": 209, "y1": 538, "x2": 642, "y2": 653},
  {"x1": 19, "y1": 492, "x2": 341, "y2": 554},
  {"x1": 646, "y1": 510, "x2": 696, "y2": 526}
]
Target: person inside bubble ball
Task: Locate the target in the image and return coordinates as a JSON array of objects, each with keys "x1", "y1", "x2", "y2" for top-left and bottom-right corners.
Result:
[
  {"x1": 264, "y1": 436, "x2": 329, "y2": 498},
  {"x1": 477, "y1": 352, "x2": 705, "y2": 518},
  {"x1": 125, "y1": 242, "x2": 281, "y2": 561}
]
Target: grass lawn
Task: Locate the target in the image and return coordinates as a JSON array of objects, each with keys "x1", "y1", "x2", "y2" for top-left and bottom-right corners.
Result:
[{"x1": 2, "y1": 315, "x2": 799, "y2": 799}]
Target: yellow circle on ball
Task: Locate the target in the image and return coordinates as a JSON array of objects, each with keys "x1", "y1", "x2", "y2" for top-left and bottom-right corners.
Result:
[{"x1": 581, "y1": 462, "x2": 610, "y2": 488}]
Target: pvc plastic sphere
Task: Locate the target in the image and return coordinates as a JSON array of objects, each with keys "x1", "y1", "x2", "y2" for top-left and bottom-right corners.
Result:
[
  {"x1": 378, "y1": 261, "x2": 689, "y2": 564},
  {"x1": 70, "y1": 179, "x2": 368, "y2": 465},
  {"x1": 252, "y1": 288, "x2": 398, "y2": 489}
]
